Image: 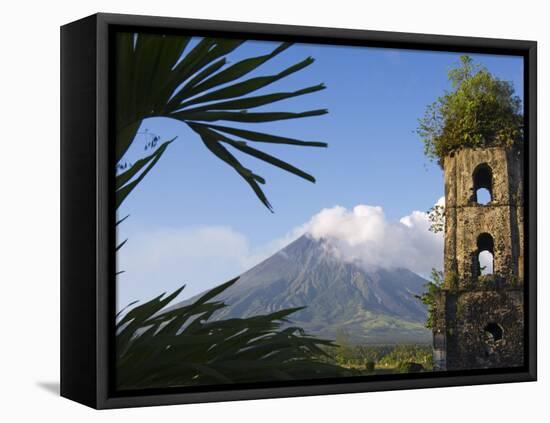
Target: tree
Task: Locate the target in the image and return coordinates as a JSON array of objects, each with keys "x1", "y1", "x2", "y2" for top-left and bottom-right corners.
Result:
[
  {"x1": 417, "y1": 55, "x2": 523, "y2": 166},
  {"x1": 415, "y1": 268, "x2": 444, "y2": 329},
  {"x1": 335, "y1": 327, "x2": 354, "y2": 365},
  {"x1": 115, "y1": 33, "x2": 329, "y2": 211}
]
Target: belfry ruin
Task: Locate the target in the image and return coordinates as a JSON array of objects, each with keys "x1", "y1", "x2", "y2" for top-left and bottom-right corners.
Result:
[{"x1": 433, "y1": 145, "x2": 524, "y2": 370}]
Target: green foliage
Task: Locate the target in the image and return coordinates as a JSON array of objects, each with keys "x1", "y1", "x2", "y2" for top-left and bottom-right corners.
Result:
[
  {"x1": 112, "y1": 37, "x2": 354, "y2": 389},
  {"x1": 365, "y1": 361, "x2": 375, "y2": 372},
  {"x1": 379, "y1": 345, "x2": 432, "y2": 370},
  {"x1": 334, "y1": 328, "x2": 355, "y2": 363},
  {"x1": 509, "y1": 275, "x2": 519, "y2": 287},
  {"x1": 396, "y1": 361, "x2": 424, "y2": 373},
  {"x1": 116, "y1": 277, "x2": 355, "y2": 390},
  {"x1": 417, "y1": 55, "x2": 523, "y2": 165},
  {"x1": 327, "y1": 343, "x2": 432, "y2": 371},
  {"x1": 115, "y1": 33, "x2": 329, "y2": 211},
  {"x1": 115, "y1": 137, "x2": 176, "y2": 209},
  {"x1": 415, "y1": 268, "x2": 444, "y2": 329},
  {"x1": 445, "y1": 271, "x2": 459, "y2": 291}
]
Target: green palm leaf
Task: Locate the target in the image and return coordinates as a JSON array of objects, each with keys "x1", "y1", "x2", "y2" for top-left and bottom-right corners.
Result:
[
  {"x1": 189, "y1": 124, "x2": 317, "y2": 183},
  {"x1": 116, "y1": 278, "x2": 355, "y2": 390},
  {"x1": 174, "y1": 109, "x2": 327, "y2": 123},
  {"x1": 167, "y1": 42, "x2": 291, "y2": 108},
  {"x1": 197, "y1": 129, "x2": 272, "y2": 210},
  {"x1": 172, "y1": 56, "x2": 315, "y2": 110},
  {"x1": 115, "y1": 138, "x2": 175, "y2": 209},
  {"x1": 178, "y1": 84, "x2": 325, "y2": 113},
  {"x1": 115, "y1": 33, "x2": 329, "y2": 210},
  {"x1": 190, "y1": 122, "x2": 327, "y2": 147}
]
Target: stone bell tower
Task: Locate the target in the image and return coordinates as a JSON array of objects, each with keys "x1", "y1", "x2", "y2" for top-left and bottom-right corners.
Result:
[{"x1": 432, "y1": 145, "x2": 524, "y2": 371}]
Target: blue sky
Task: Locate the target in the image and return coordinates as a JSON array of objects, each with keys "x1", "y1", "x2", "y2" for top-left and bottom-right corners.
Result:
[{"x1": 116, "y1": 38, "x2": 523, "y2": 309}]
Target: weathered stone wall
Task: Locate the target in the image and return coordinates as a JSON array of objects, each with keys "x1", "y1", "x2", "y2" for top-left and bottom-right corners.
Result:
[
  {"x1": 443, "y1": 147, "x2": 523, "y2": 208},
  {"x1": 438, "y1": 288, "x2": 524, "y2": 370},
  {"x1": 434, "y1": 145, "x2": 524, "y2": 371},
  {"x1": 443, "y1": 146, "x2": 524, "y2": 288}
]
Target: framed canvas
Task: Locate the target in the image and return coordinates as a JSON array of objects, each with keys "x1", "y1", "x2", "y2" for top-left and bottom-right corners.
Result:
[{"x1": 60, "y1": 13, "x2": 537, "y2": 409}]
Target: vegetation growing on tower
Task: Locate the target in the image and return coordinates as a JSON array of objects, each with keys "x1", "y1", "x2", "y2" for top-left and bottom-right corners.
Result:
[
  {"x1": 415, "y1": 269, "x2": 444, "y2": 330},
  {"x1": 417, "y1": 55, "x2": 523, "y2": 165}
]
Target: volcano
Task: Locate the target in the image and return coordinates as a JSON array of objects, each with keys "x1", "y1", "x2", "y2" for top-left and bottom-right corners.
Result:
[{"x1": 172, "y1": 235, "x2": 431, "y2": 344}]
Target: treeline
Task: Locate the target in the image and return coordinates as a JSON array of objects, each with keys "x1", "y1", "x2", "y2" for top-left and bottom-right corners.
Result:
[{"x1": 324, "y1": 343, "x2": 433, "y2": 373}]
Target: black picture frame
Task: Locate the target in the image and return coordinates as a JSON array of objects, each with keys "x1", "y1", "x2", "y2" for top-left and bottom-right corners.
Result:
[{"x1": 60, "y1": 12, "x2": 537, "y2": 409}]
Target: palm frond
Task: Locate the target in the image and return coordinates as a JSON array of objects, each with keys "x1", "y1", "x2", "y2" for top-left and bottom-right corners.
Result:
[
  {"x1": 115, "y1": 138, "x2": 176, "y2": 209},
  {"x1": 189, "y1": 122, "x2": 327, "y2": 147},
  {"x1": 116, "y1": 278, "x2": 355, "y2": 390},
  {"x1": 189, "y1": 124, "x2": 317, "y2": 183},
  {"x1": 115, "y1": 33, "x2": 328, "y2": 210},
  {"x1": 196, "y1": 129, "x2": 273, "y2": 211}
]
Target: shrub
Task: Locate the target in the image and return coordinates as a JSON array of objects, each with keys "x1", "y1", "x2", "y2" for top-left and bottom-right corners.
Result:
[
  {"x1": 397, "y1": 362, "x2": 424, "y2": 373},
  {"x1": 417, "y1": 55, "x2": 523, "y2": 166},
  {"x1": 415, "y1": 269, "x2": 445, "y2": 329},
  {"x1": 365, "y1": 361, "x2": 375, "y2": 372}
]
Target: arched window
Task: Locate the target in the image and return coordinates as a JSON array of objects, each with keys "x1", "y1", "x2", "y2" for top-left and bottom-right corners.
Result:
[
  {"x1": 477, "y1": 233, "x2": 494, "y2": 276},
  {"x1": 483, "y1": 322, "x2": 503, "y2": 342},
  {"x1": 473, "y1": 163, "x2": 493, "y2": 205}
]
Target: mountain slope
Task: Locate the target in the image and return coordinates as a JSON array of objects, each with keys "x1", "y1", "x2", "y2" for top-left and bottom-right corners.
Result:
[{"x1": 172, "y1": 235, "x2": 431, "y2": 344}]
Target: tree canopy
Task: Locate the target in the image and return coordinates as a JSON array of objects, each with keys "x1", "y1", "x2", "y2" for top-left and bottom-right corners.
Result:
[{"x1": 417, "y1": 55, "x2": 523, "y2": 166}]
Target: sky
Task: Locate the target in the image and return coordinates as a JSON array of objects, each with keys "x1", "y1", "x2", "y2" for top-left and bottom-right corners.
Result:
[{"x1": 116, "y1": 37, "x2": 524, "y2": 310}]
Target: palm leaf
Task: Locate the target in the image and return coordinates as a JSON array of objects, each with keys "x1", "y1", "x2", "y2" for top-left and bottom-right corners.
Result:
[
  {"x1": 177, "y1": 84, "x2": 326, "y2": 113},
  {"x1": 189, "y1": 124, "x2": 319, "y2": 205},
  {"x1": 116, "y1": 214, "x2": 130, "y2": 226},
  {"x1": 115, "y1": 138, "x2": 175, "y2": 209},
  {"x1": 196, "y1": 129, "x2": 272, "y2": 211},
  {"x1": 115, "y1": 33, "x2": 329, "y2": 210},
  {"x1": 173, "y1": 56, "x2": 316, "y2": 110},
  {"x1": 209, "y1": 129, "x2": 317, "y2": 182},
  {"x1": 190, "y1": 122, "x2": 327, "y2": 147},
  {"x1": 116, "y1": 278, "x2": 355, "y2": 390},
  {"x1": 115, "y1": 239, "x2": 128, "y2": 252},
  {"x1": 167, "y1": 42, "x2": 292, "y2": 108},
  {"x1": 174, "y1": 109, "x2": 328, "y2": 123}
]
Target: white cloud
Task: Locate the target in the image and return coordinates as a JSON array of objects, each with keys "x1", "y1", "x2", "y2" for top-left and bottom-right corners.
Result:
[
  {"x1": 116, "y1": 224, "x2": 306, "y2": 309},
  {"x1": 117, "y1": 199, "x2": 445, "y2": 309},
  {"x1": 117, "y1": 226, "x2": 253, "y2": 309},
  {"x1": 303, "y1": 199, "x2": 444, "y2": 276},
  {"x1": 479, "y1": 250, "x2": 494, "y2": 274}
]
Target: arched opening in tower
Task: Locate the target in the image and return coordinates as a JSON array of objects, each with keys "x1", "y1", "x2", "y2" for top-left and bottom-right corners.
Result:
[
  {"x1": 483, "y1": 322, "x2": 503, "y2": 342},
  {"x1": 477, "y1": 232, "x2": 494, "y2": 276},
  {"x1": 473, "y1": 163, "x2": 493, "y2": 205}
]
